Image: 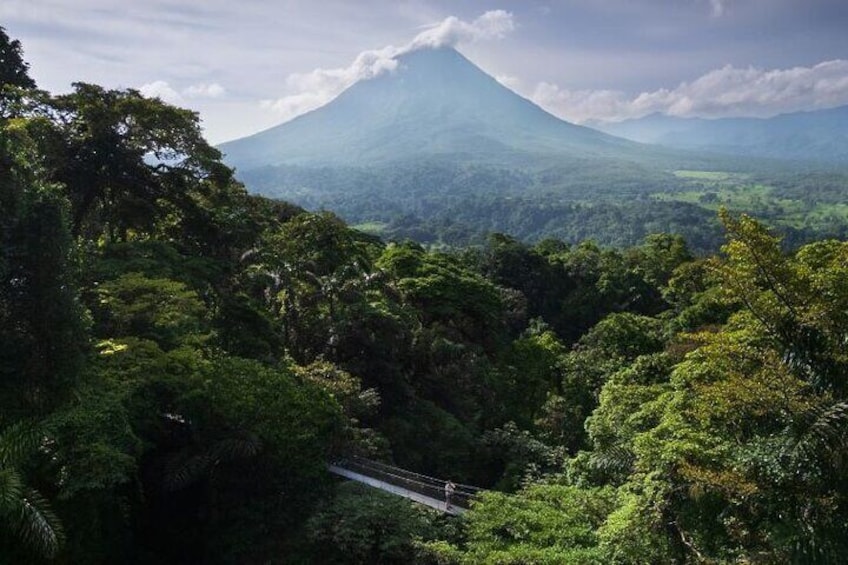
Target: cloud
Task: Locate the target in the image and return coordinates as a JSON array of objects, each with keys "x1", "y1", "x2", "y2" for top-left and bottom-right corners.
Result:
[
  {"x1": 261, "y1": 10, "x2": 514, "y2": 123},
  {"x1": 529, "y1": 59, "x2": 848, "y2": 123},
  {"x1": 139, "y1": 80, "x2": 183, "y2": 104},
  {"x1": 709, "y1": 0, "x2": 729, "y2": 17},
  {"x1": 262, "y1": 45, "x2": 399, "y2": 117},
  {"x1": 260, "y1": 90, "x2": 332, "y2": 120},
  {"x1": 495, "y1": 74, "x2": 522, "y2": 91},
  {"x1": 139, "y1": 81, "x2": 227, "y2": 104},
  {"x1": 408, "y1": 10, "x2": 515, "y2": 50},
  {"x1": 183, "y1": 82, "x2": 226, "y2": 98}
]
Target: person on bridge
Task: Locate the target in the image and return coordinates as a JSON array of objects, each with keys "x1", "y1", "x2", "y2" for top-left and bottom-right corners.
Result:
[{"x1": 444, "y1": 480, "x2": 456, "y2": 510}]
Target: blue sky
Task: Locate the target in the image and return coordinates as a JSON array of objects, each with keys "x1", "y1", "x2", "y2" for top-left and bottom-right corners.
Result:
[{"x1": 4, "y1": 0, "x2": 847, "y2": 143}]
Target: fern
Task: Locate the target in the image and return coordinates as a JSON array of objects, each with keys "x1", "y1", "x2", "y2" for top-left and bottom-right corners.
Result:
[
  {"x1": 0, "y1": 468, "x2": 24, "y2": 513},
  {"x1": 0, "y1": 421, "x2": 45, "y2": 468},
  {"x1": 0, "y1": 423, "x2": 64, "y2": 560},
  {"x1": 14, "y1": 488, "x2": 65, "y2": 560},
  {"x1": 589, "y1": 444, "x2": 635, "y2": 474},
  {"x1": 787, "y1": 400, "x2": 848, "y2": 465}
]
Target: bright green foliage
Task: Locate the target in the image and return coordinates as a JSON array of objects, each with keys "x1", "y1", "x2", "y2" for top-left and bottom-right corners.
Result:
[
  {"x1": 628, "y1": 233, "x2": 692, "y2": 288},
  {"x1": 662, "y1": 258, "x2": 732, "y2": 332},
  {"x1": 594, "y1": 481, "x2": 674, "y2": 564},
  {"x1": 48, "y1": 384, "x2": 141, "y2": 500},
  {"x1": 577, "y1": 312, "x2": 665, "y2": 361},
  {"x1": 88, "y1": 240, "x2": 224, "y2": 290},
  {"x1": 378, "y1": 242, "x2": 506, "y2": 346},
  {"x1": 717, "y1": 211, "x2": 848, "y2": 393},
  {"x1": 583, "y1": 353, "x2": 673, "y2": 471},
  {"x1": 450, "y1": 483, "x2": 617, "y2": 564},
  {"x1": 442, "y1": 213, "x2": 848, "y2": 563},
  {"x1": 496, "y1": 328, "x2": 567, "y2": 428},
  {"x1": 579, "y1": 213, "x2": 848, "y2": 562},
  {"x1": 546, "y1": 313, "x2": 667, "y2": 454},
  {"x1": 94, "y1": 273, "x2": 210, "y2": 349}
]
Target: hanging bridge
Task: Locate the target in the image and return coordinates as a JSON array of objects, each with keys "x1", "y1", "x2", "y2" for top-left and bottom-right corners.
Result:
[{"x1": 327, "y1": 456, "x2": 483, "y2": 515}]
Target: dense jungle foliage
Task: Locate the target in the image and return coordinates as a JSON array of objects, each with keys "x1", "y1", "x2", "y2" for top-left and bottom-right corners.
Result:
[
  {"x1": 241, "y1": 157, "x2": 848, "y2": 254},
  {"x1": 3, "y1": 28, "x2": 848, "y2": 563}
]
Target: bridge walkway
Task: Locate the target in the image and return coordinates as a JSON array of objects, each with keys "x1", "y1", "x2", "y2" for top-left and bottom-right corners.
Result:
[{"x1": 327, "y1": 456, "x2": 482, "y2": 515}]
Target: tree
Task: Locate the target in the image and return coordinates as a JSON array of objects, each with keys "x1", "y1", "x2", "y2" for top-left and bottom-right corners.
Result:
[
  {"x1": 306, "y1": 482, "x2": 437, "y2": 564},
  {"x1": 597, "y1": 214, "x2": 848, "y2": 562},
  {"x1": 249, "y1": 211, "x2": 381, "y2": 362},
  {"x1": 0, "y1": 118, "x2": 86, "y2": 419},
  {"x1": 93, "y1": 273, "x2": 210, "y2": 350},
  {"x1": 23, "y1": 83, "x2": 234, "y2": 243},
  {"x1": 138, "y1": 356, "x2": 343, "y2": 562},
  {"x1": 429, "y1": 483, "x2": 617, "y2": 564},
  {"x1": 0, "y1": 26, "x2": 36, "y2": 89}
]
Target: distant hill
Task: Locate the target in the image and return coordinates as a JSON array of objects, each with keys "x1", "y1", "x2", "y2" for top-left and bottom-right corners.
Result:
[{"x1": 593, "y1": 106, "x2": 848, "y2": 164}]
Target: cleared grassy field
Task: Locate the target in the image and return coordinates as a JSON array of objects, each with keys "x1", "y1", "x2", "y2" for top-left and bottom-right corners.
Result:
[
  {"x1": 655, "y1": 170, "x2": 848, "y2": 231},
  {"x1": 672, "y1": 170, "x2": 735, "y2": 181},
  {"x1": 352, "y1": 221, "x2": 388, "y2": 234}
]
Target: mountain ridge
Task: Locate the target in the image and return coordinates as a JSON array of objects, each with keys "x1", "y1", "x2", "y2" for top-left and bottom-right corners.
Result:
[{"x1": 594, "y1": 106, "x2": 848, "y2": 164}]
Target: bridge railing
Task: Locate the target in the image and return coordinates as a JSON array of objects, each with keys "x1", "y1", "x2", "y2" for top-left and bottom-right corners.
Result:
[{"x1": 334, "y1": 456, "x2": 482, "y2": 509}]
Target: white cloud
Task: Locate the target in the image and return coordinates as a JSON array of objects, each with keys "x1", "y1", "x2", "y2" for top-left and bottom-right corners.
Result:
[
  {"x1": 260, "y1": 90, "x2": 330, "y2": 120},
  {"x1": 495, "y1": 74, "x2": 522, "y2": 91},
  {"x1": 139, "y1": 80, "x2": 183, "y2": 104},
  {"x1": 261, "y1": 10, "x2": 515, "y2": 123},
  {"x1": 139, "y1": 81, "x2": 227, "y2": 104},
  {"x1": 262, "y1": 44, "x2": 399, "y2": 118},
  {"x1": 408, "y1": 10, "x2": 515, "y2": 50},
  {"x1": 529, "y1": 59, "x2": 848, "y2": 124},
  {"x1": 184, "y1": 83, "x2": 226, "y2": 99}
]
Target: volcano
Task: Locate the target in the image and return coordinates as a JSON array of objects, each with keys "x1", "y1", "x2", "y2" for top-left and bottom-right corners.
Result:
[
  {"x1": 216, "y1": 46, "x2": 737, "y2": 234},
  {"x1": 219, "y1": 47, "x2": 648, "y2": 171}
]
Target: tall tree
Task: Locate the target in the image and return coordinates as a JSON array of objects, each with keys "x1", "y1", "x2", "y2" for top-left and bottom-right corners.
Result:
[
  {"x1": 0, "y1": 26, "x2": 36, "y2": 89},
  {"x1": 0, "y1": 121, "x2": 86, "y2": 419},
  {"x1": 23, "y1": 83, "x2": 234, "y2": 244}
]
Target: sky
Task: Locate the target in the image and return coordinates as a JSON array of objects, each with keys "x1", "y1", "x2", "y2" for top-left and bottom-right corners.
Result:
[{"x1": 3, "y1": 0, "x2": 847, "y2": 144}]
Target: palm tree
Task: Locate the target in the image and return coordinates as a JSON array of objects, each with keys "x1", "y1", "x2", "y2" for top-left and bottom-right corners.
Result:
[
  {"x1": 780, "y1": 399, "x2": 848, "y2": 561},
  {"x1": 0, "y1": 422, "x2": 64, "y2": 560}
]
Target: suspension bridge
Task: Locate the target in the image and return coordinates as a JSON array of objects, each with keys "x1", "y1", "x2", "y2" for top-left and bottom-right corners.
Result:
[{"x1": 327, "y1": 456, "x2": 482, "y2": 515}]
